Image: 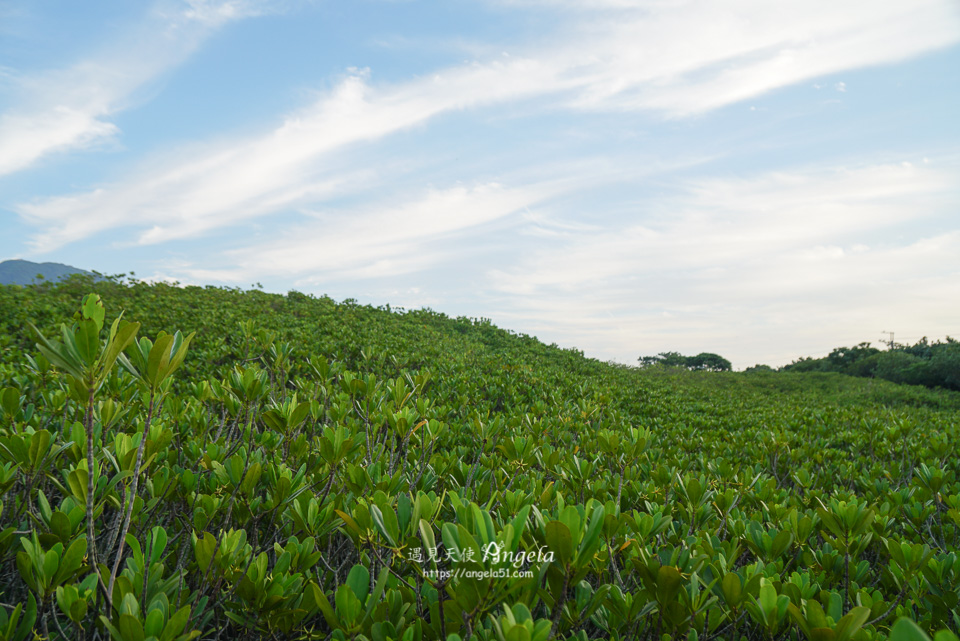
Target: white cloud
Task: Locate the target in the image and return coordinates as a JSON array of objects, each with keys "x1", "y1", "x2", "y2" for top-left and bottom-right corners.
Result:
[
  {"x1": 13, "y1": 0, "x2": 960, "y2": 252},
  {"x1": 0, "y1": 109, "x2": 120, "y2": 175},
  {"x1": 0, "y1": 1, "x2": 263, "y2": 176},
  {"x1": 179, "y1": 0, "x2": 268, "y2": 25},
  {"x1": 559, "y1": 0, "x2": 958, "y2": 116},
  {"x1": 491, "y1": 162, "x2": 957, "y2": 293},
  {"x1": 16, "y1": 54, "x2": 567, "y2": 252},
  {"x1": 483, "y1": 161, "x2": 960, "y2": 368},
  {"x1": 171, "y1": 180, "x2": 560, "y2": 284}
]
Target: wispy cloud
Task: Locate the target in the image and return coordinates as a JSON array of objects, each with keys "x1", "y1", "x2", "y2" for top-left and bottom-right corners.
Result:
[
  {"x1": 179, "y1": 0, "x2": 270, "y2": 26},
  {"x1": 549, "y1": 0, "x2": 959, "y2": 116},
  {"x1": 491, "y1": 162, "x2": 956, "y2": 291},
  {"x1": 12, "y1": 0, "x2": 960, "y2": 253},
  {"x1": 171, "y1": 180, "x2": 561, "y2": 283},
  {"x1": 0, "y1": 109, "x2": 120, "y2": 175},
  {"x1": 15, "y1": 57, "x2": 564, "y2": 252},
  {"x1": 0, "y1": 1, "x2": 265, "y2": 176},
  {"x1": 484, "y1": 160, "x2": 960, "y2": 367}
]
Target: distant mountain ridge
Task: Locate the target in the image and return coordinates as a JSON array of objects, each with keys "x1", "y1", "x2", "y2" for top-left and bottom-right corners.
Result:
[{"x1": 0, "y1": 259, "x2": 97, "y2": 286}]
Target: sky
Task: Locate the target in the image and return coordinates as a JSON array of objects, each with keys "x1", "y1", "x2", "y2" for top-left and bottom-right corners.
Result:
[{"x1": 1, "y1": 0, "x2": 959, "y2": 369}]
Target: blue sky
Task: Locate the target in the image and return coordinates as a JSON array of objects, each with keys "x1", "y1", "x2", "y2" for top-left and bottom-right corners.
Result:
[{"x1": 2, "y1": 0, "x2": 959, "y2": 369}]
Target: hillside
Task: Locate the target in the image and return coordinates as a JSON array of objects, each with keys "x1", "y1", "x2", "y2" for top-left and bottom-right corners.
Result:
[
  {"x1": 0, "y1": 258, "x2": 97, "y2": 286},
  {"x1": 0, "y1": 275, "x2": 957, "y2": 641}
]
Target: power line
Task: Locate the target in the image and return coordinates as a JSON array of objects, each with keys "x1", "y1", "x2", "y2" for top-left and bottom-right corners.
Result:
[{"x1": 880, "y1": 330, "x2": 895, "y2": 350}]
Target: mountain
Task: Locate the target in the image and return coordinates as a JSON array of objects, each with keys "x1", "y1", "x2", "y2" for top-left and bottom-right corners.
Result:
[{"x1": 0, "y1": 259, "x2": 97, "y2": 286}]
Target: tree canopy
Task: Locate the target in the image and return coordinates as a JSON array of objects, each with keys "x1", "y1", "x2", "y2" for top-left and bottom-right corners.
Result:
[
  {"x1": 637, "y1": 351, "x2": 732, "y2": 372},
  {"x1": 781, "y1": 337, "x2": 960, "y2": 391}
]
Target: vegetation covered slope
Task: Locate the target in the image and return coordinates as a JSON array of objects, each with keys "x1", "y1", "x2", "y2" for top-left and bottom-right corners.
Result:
[{"x1": 0, "y1": 276, "x2": 957, "y2": 641}]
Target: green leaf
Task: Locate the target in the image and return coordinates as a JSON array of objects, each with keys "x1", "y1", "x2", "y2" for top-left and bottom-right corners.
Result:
[
  {"x1": 100, "y1": 321, "x2": 140, "y2": 384},
  {"x1": 147, "y1": 333, "x2": 176, "y2": 387},
  {"x1": 121, "y1": 592, "x2": 141, "y2": 618},
  {"x1": 159, "y1": 605, "x2": 194, "y2": 641},
  {"x1": 16, "y1": 551, "x2": 39, "y2": 594},
  {"x1": 771, "y1": 530, "x2": 794, "y2": 558},
  {"x1": 13, "y1": 593, "x2": 37, "y2": 641},
  {"x1": 834, "y1": 606, "x2": 870, "y2": 641},
  {"x1": 757, "y1": 583, "x2": 777, "y2": 614},
  {"x1": 81, "y1": 294, "x2": 105, "y2": 332},
  {"x1": 118, "y1": 613, "x2": 146, "y2": 641},
  {"x1": 345, "y1": 564, "x2": 370, "y2": 601},
  {"x1": 150, "y1": 527, "x2": 168, "y2": 565},
  {"x1": 577, "y1": 504, "x2": 605, "y2": 564},
  {"x1": 60, "y1": 323, "x2": 87, "y2": 375},
  {"x1": 365, "y1": 567, "x2": 390, "y2": 618},
  {"x1": 165, "y1": 331, "x2": 195, "y2": 379},
  {"x1": 144, "y1": 608, "x2": 164, "y2": 638},
  {"x1": 194, "y1": 532, "x2": 216, "y2": 573},
  {"x1": 30, "y1": 323, "x2": 83, "y2": 379},
  {"x1": 75, "y1": 319, "x2": 100, "y2": 367},
  {"x1": 656, "y1": 566, "x2": 683, "y2": 606},
  {"x1": 335, "y1": 584, "x2": 362, "y2": 625},
  {"x1": 817, "y1": 509, "x2": 845, "y2": 539},
  {"x1": 27, "y1": 429, "x2": 51, "y2": 469},
  {"x1": 889, "y1": 619, "x2": 932, "y2": 641},
  {"x1": 53, "y1": 536, "x2": 86, "y2": 586},
  {"x1": 545, "y1": 521, "x2": 573, "y2": 566},
  {"x1": 419, "y1": 519, "x2": 438, "y2": 570},
  {"x1": 69, "y1": 597, "x2": 88, "y2": 624},
  {"x1": 370, "y1": 504, "x2": 399, "y2": 548},
  {"x1": 722, "y1": 573, "x2": 743, "y2": 607},
  {"x1": 307, "y1": 583, "x2": 340, "y2": 630},
  {"x1": 787, "y1": 603, "x2": 811, "y2": 638},
  {"x1": 42, "y1": 549, "x2": 59, "y2": 587}
]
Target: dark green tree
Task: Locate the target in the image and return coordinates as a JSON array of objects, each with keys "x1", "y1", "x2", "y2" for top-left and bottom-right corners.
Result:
[
  {"x1": 637, "y1": 351, "x2": 731, "y2": 371},
  {"x1": 687, "y1": 352, "x2": 732, "y2": 372}
]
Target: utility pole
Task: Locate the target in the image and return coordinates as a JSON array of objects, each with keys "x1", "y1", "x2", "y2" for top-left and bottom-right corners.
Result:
[{"x1": 880, "y1": 330, "x2": 894, "y2": 350}]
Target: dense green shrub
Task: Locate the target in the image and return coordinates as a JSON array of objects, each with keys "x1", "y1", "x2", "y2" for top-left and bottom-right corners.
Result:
[
  {"x1": 0, "y1": 278, "x2": 957, "y2": 640},
  {"x1": 782, "y1": 339, "x2": 960, "y2": 392}
]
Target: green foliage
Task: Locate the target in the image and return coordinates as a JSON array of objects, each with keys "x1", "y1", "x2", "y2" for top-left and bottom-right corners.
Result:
[
  {"x1": 783, "y1": 338, "x2": 960, "y2": 391},
  {"x1": 0, "y1": 593, "x2": 36, "y2": 641},
  {"x1": 638, "y1": 351, "x2": 732, "y2": 372},
  {"x1": 889, "y1": 618, "x2": 960, "y2": 641},
  {"x1": 0, "y1": 279, "x2": 957, "y2": 640},
  {"x1": 120, "y1": 330, "x2": 195, "y2": 391},
  {"x1": 29, "y1": 293, "x2": 139, "y2": 397}
]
